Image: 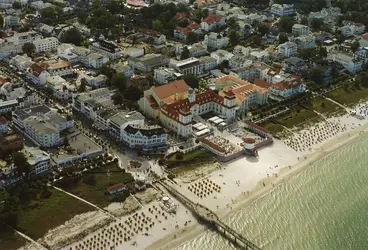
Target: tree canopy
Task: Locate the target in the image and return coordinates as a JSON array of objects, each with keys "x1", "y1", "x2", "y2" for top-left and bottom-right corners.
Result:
[
  {"x1": 111, "y1": 73, "x2": 128, "y2": 93},
  {"x1": 61, "y1": 28, "x2": 83, "y2": 46},
  {"x1": 181, "y1": 46, "x2": 190, "y2": 60},
  {"x1": 22, "y1": 42, "x2": 36, "y2": 56},
  {"x1": 278, "y1": 16, "x2": 295, "y2": 33},
  {"x1": 183, "y1": 74, "x2": 199, "y2": 89},
  {"x1": 12, "y1": 152, "x2": 31, "y2": 177},
  {"x1": 12, "y1": 1, "x2": 22, "y2": 9}
]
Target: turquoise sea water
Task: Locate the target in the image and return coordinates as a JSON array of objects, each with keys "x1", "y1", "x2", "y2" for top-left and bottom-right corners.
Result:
[{"x1": 176, "y1": 134, "x2": 368, "y2": 250}]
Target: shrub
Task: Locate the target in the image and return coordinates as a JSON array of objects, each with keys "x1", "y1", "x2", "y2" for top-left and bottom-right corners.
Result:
[{"x1": 83, "y1": 175, "x2": 96, "y2": 185}]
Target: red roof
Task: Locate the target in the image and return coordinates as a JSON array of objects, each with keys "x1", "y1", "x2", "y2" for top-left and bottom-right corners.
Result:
[
  {"x1": 0, "y1": 116, "x2": 7, "y2": 124},
  {"x1": 107, "y1": 183, "x2": 126, "y2": 192},
  {"x1": 202, "y1": 14, "x2": 223, "y2": 24},
  {"x1": 254, "y1": 77, "x2": 303, "y2": 92},
  {"x1": 175, "y1": 12, "x2": 189, "y2": 21},
  {"x1": 362, "y1": 33, "x2": 368, "y2": 40},
  {"x1": 245, "y1": 121, "x2": 271, "y2": 134},
  {"x1": 243, "y1": 138, "x2": 256, "y2": 143},
  {"x1": 175, "y1": 21, "x2": 200, "y2": 36}
]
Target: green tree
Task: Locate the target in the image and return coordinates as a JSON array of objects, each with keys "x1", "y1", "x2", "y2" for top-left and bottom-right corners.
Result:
[
  {"x1": 22, "y1": 42, "x2": 36, "y2": 56},
  {"x1": 299, "y1": 49, "x2": 315, "y2": 60},
  {"x1": 251, "y1": 35, "x2": 262, "y2": 46},
  {"x1": 309, "y1": 67, "x2": 324, "y2": 84},
  {"x1": 279, "y1": 16, "x2": 295, "y2": 33},
  {"x1": 12, "y1": 1, "x2": 22, "y2": 9},
  {"x1": 351, "y1": 41, "x2": 360, "y2": 53},
  {"x1": 311, "y1": 18, "x2": 323, "y2": 30},
  {"x1": 83, "y1": 175, "x2": 96, "y2": 185},
  {"x1": 61, "y1": 28, "x2": 83, "y2": 46},
  {"x1": 78, "y1": 78, "x2": 87, "y2": 92},
  {"x1": 112, "y1": 93, "x2": 124, "y2": 105},
  {"x1": 123, "y1": 86, "x2": 143, "y2": 102},
  {"x1": 77, "y1": 12, "x2": 88, "y2": 24},
  {"x1": 0, "y1": 14, "x2": 3, "y2": 28},
  {"x1": 318, "y1": 46, "x2": 328, "y2": 58},
  {"x1": 111, "y1": 73, "x2": 128, "y2": 92},
  {"x1": 12, "y1": 152, "x2": 31, "y2": 177},
  {"x1": 300, "y1": 17, "x2": 308, "y2": 25},
  {"x1": 100, "y1": 63, "x2": 116, "y2": 79},
  {"x1": 257, "y1": 23, "x2": 269, "y2": 36},
  {"x1": 181, "y1": 46, "x2": 190, "y2": 60},
  {"x1": 187, "y1": 32, "x2": 198, "y2": 43},
  {"x1": 278, "y1": 32, "x2": 288, "y2": 44},
  {"x1": 152, "y1": 19, "x2": 163, "y2": 31},
  {"x1": 228, "y1": 29, "x2": 240, "y2": 45},
  {"x1": 40, "y1": 7, "x2": 56, "y2": 19},
  {"x1": 183, "y1": 74, "x2": 199, "y2": 89}
]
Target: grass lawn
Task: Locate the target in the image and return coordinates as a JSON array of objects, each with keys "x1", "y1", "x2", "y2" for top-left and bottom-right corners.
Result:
[
  {"x1": 57, "y1": 163, "x2": 135, "y2": 208},
  {"x1": 308, "y1": 97, "x2": 341, "y2": 114},
  {"x1": 167, "y1": 149, "x2": 216, "y2": 168},
  {"x1": 16, "y1": 189, "x2": 93, "y2": 240},
  {"x1": 0, "y1": 227, "x2": 27, "y2": 250},
  {"x1": 326, "y1": 87, "x2": 368, "y2": 107},
  {"x1": 261, "y1": 122, "x2": 285, "y2": 134},
  {"x1": 276, "y1": 107, "x2": 320, "y2": 129}
]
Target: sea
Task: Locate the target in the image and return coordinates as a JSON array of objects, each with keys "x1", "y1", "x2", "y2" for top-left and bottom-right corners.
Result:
[{"x1": 176, "y1": 134, "x2": 368, "y2": 250}]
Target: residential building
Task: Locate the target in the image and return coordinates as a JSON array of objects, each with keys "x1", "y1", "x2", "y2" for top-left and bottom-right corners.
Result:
[
  {"x1": 121, "y1": 47, "x2": 145, "y2": 58},
  {"x1": 110, "y1": 62, "x2": 134, "y2": 78},
  {"x1": 0, "y1": 116, "x2": 8, "y2": 134},
  {"x1": 230, "y1": 64, "x2": 266, "y2": 83},
  {"x1": 30, "y1": 0, "x2": 52, "y2": 9},
  {"x1": 128, "y1": 54, "x2": 170, "y2": 72},
  {"x1": 329, "y1": 53, "x2": 362, "y2": 73},
  {"x1": 203, "y1": 32, "x2": 228, "y2": 50},
  {"x1": 5, "y1": 15, "x2": 21, "y2": 27},
  {"x1": 123, "y1": 124, "x2": 167, "y2": 151},
  {"x1": 27, "y1": 63, "x2": 49, "y2": 85},
  {"x1": 71, "y1": 46, "x2": 109, "y2": 69},
  {"x1": 89, "y1": 39, "x2": 122, "y2": 60},
  {"x1": 107, "y1": 111, "x2": 145, "y2": 141},
  {"x1": 292, "y1": 24, "x2": 309, "y2": 36},
  {"x1": 9, "y1": 54, "x2": 34, "y2": 71},
  {"x1": 174, "y1": 21, "x2": 201, "y2": 41},
  {"x1": 229, "y1": 55, "x2": 252, "y2": 69},
  {"x1": 217, "y1": 75, "x2": 268, "y2": 113},
  {"x1": 277, "y1": 42, "x2": 298, "y2": 57},
  {"x1": 0, "y1": 44, "x2": 23, "y2": 59},
  {"x1": 46, "y1": 75, "x2": 75, "y2": 101},
  {"x1": 138, "y1": 80, "x2": 236, "y2": 137},
  {"x1": 254, "y1": 76, "x2": 305, "y2": 100},
  {"x1": 23, "y1": 147, "x2": 51, "y2": 177},
  {"x1": 107, "y1": 183, "x2": 126, "y2": 195},
  {"x1": 154, "y1": 67, "x2": 181, "y2": 84},
  {"x1": 339, "y1": 21, "x2": 366, "y2": 36},
  {"x1": 294, "y1": 34, "x2": 316, "y2": 49},
  {"x1": 12, "y1": 105, "x2": 73, "y2": 147},
  {"x1": 271, "y1": 4, "x2": 294, "y2": 16},
  {"x1": 44, "y1": 59, "x2": 74, "y2": 77},
  {"x1": 13, "y1": 31, "x2": 42, "y2": 45},
  {"x1": 188, "y1": 43, "x2": 207, "y2": 57},
  {"x1": 199, "y1": 56, "x2": 218, "y2": 72},
  {"x1": 210, "y1": 50, "x2": 234, "y2": 64},
  {"x1": 170, "y1": 57, "x2": 202, "y2": 76},
  {"x1": 33, "y1": 37, "x2": 59, "y2": 53},
  {"x1": 282, "y1": 57, "x2": 305, "y2": 74},
  {"x1": 200, "y1": 14, "x2": 226, "y2": 32}
]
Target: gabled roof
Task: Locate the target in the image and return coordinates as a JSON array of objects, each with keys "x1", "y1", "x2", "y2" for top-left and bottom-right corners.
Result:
[
  {"x1": 152, "y1": 80, "x2": 189, "y2": 101},
  {"x1": 107, "y1": 183, "x2": 126, "y2": 192},
  {"x1": 202, "y1": 14, "x2": 223, "y2": 24},
  {"x1": 29, "y1": 63, "x2": 46, "y2": 77}
]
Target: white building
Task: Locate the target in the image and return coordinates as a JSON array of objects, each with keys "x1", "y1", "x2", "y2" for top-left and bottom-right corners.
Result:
[
  {"x1": 0, "y1": 116, "x2": 8, "y2": 134},
  {"x1": 271, "y1": 4, "x2": 294, "y2": 16},
  {"x1": 170, "y1": 57, "x2": 202, "y2": 76},
  {"x1": 33, "y1": 37, "x2": 59, "y2": 53},
  {"x1": 89, "y1": 39, "x2": 122, "y2": 60},
  {"x1": 292, "y1": 24, "x2": 309, "y2": 36},
  {"x1": 203, "y1": 32, "x2": 228, "y2": 50},
  {"x1": 23, "y1": 147, "x2": 51, "y2": 177},
  {"x1": 154, "y1": 67, "x2": 181, "y2": 84},
  {"x1": 123, "y1": 125, "x2": 167, "y2": 151},
  {"x1": 294, "y1": 35, "x2": 316, "y2": 49},
  {"x1": 277, "y1": 42, "x2": 297, "y2": 57},
  {"x1": 46, "y1": 75, "x2": 75, "y2": 101},
  {"x1": 128, "y1": 54, "x2": 170, "y2": 72},
  {"x1": 121, "y1": 47, "x2": 145, "y2": 58},
  {"x1": 210, "y1": 49, "x2": 234, "y2": 64},
  {"x1": 329, "y1": 53, "x2": 362, "y2": 73},
  {"x1": 10, "y1": 54, "x2": 34, "y2": 71}
]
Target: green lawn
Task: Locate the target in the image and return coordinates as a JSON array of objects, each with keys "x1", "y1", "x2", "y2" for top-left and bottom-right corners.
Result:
[
  {"x1": 16, "y1": 189, "x2": 93, "y2": 240},
  {"x1": 309, "y1": 97, "x2": 341, "y2": 114},
  {"x1": 57, "y1": 163, "x2": 135, "y2": 208},
  {"x1": 0, "y1": 227, "x2": 27, "y2": 250},
  {"x1": 261, "y1": 122, "x2": 285, "y2": 134},
  {"x1": 166, "y1": 150, "x2": 216, "y2": 168},
  {"x1": 326, "y1": 87, "x2": 368, "y2": 107},
  {"x1": 276, "y1": 108, "x2": 320, "y2": 129}
]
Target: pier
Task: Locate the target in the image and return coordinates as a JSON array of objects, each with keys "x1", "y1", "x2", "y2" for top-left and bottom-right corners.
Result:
[{"x1": 158, "y1": 181, "x2": 261, "y2": 250}]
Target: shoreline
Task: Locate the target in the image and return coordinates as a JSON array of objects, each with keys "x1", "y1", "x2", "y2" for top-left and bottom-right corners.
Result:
[{"x1": 147, "y1": 116, "x2": 368, "y2": 250}]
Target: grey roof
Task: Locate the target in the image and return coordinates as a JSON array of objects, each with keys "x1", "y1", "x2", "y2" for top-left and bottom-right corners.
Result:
[
  {"x1": 109, "y1": 111, "x2": 144, "y2": 126},
  {"x1": 130, "y1": 54, "x2": 168, "y2": 67},
  {"x1": 283, "y1": 57, "x2": 304, "y2": 65},
  {"x1": 47, "y1": 112, "x2": 68, "y2": 124},
  {"x1": 24, "y1": 118, "x2": 58, "y2": 134},
  {"x1": 14, "y1": 105, "x2": 51, "y2": 120},
  {"x1": 77, "y1": 88, "x2": 112, "y2": 102},
  {"x1": 124, "y1": 124, "x2": 165, "y2": 137}
]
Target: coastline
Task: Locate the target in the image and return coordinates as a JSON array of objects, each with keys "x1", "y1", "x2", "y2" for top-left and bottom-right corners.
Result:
[{"x1": 146, "y1": 115, "x2": 368, "y2": 250}]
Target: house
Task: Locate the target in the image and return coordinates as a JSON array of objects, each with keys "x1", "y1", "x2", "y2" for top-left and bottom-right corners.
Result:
[
  {"x1": 9, "y1": 54, "x2": 34, "y2": 71},
  {"x1": 43, "y1": 59, "x2": 74, "y2": 77},
  {"x1": 5, "y1": 15, "x2": 21, "y2": 27},
  {"x1": 30, "y1": 0, "x2": 52, "y2": 9},
  {"x1": 229, "y1": 62, "x2": 269, "y2": 83},
  {"x1": 123, "y1": 124, "x2": 167, "y2": 151},
  {"x1": 23, "y1": 147, "x2": 51, "y2": 177},
  {"x1": 121, "y1": 47, "x2": 145, "y2": 58},
  {"x1": 107, "y1": 183, "x2": 126, "y2": 195},
  {"x1": 170, "y1": 57, "x2": 202, "y2": 76},
  {"x1": 154, "y1": 67, "x2": 181, "y2": 84},
  {"x1": 27, "y1": 63, "x2": 49, "y2": 85},
  {"x1": 174, "y1": 21, "x2": 201, "y2": 41},
  {"x1": 0, "y1": 44, "x2": 23, "y2": 59},
  {"x1": 340, "y1": 21, "x2": 365, "y2": 36},
  {"x1": 46, "y1": 75, "x2": 75, "y2": 101},
  {"x1": 89, "y1": 39, "x2": 122, "y2": 60},
  {"x1": 188, "y1": 43, "x2": 207, "y2": 57},
  {"x1": 200, "y1": 14, "x2": 226, "y2": 32},
  {"x1": 0, "y1": 132, "x2": 23, "y2": 156},
  {"x1": 277, "y1": 42, "x2": 297, "y2": 57},
  {"x1": 13, "y1": 31, "x2": 42, "y2": 45},
  {"x1": 195, "y1": 0, "x2": 219, "y2": 8},
  {"x1": 110, "y1": 62, "x2": 134, "y2": 78},
  {"x1": 138, "y1": 80, "x2": 237, "y2": 136},
  {"x1": 216, "y1": 75, "x2": 268, "y2": 113},
  {"x1": 271, "y1": 4, "x2": 294, "y2": 16},
  {"x1": 71, "y1": 46, "x2": 109, "y2": 69},
  {"x1": 229, "y1": 55, "x2": 252, "y2": 69},
  {"x1": 33, "y1": 37, "x2": 59, "y2": 53},
  {"x1": 328, "y1": 53, "x2": 362, "y2": 73},
  {"x1": 238, "y1": 21, "x2": 252, "y2": 38},
  {"x1": 0, "y1": 116, "x2": 8, "y2": 134},
  {"x1": 293, "y1": 35, "x2": 316, "y2": 49},
  {"x1": 254, "y1": 74, "x2": 305, "y2": 100},
  {"x1": 199, "y1": 56, "x2": 218, "y2": 72},
  {"x1": 128, "y1": 54, "x2": 170, "y2": 72},
  {"x1": 210, "y1": 49, "x2": 234, "y2": 64},
  {"x1": 282, "y1": 57, "x2": 305, "y2": 74},
  {"x1": 203, "y1": 32, "x2": 228, "y2": 50},
  {"x1": 12, "y1": 105, "x2": 73, "y2": 147},
  {"x1": 292, "y1": 24, "x2": 309, "y2": 36},
  {"x1": 105, "y1": 111, "x2": 145, "y2": 141}
]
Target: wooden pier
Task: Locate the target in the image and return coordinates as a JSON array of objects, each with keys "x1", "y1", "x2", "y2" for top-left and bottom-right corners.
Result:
[{"x1": 159, "y1": 181, "x2": 261, "y2": 250}]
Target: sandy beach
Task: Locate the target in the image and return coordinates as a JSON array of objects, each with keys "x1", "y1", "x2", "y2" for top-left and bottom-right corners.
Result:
[{"x1": 21, "y1": 106, "x2": 368, "y2": 250}]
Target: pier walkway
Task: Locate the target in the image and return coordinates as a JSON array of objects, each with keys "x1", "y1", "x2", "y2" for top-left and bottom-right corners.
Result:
[{"x1": 158, "y1": 181, "x2": 261, "y2": 250}]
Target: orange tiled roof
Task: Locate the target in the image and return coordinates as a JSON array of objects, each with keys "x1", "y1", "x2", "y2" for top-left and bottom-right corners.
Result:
[
  {"x1": 202, "y1": 14, "x2": 223, "y2": 24},
  {"x1": 152, "y1": 80, "x2": 189, "y2": 101}
]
